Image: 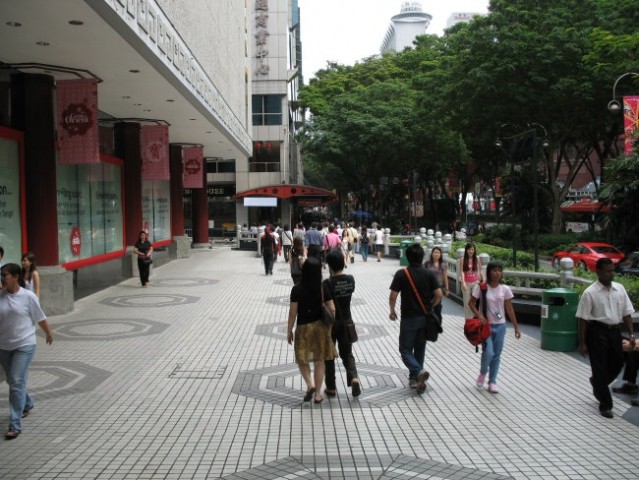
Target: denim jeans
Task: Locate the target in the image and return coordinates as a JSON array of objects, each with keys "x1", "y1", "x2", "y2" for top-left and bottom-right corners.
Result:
[
  {"x1": 480, "y1": 323, "x2": 506, "y2": 384},
  {"x1": 398, "y1": 315, "x2": 427, "y2": 379},
  {"x1": 360, "y1": 243, "x2": 368, "y2": 261},
  {"x1": 0, "y1": 344, "x2": 36, "y2": 431}
]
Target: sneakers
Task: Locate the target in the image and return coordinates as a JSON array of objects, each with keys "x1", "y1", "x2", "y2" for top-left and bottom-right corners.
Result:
[
  {"x1": 488, "y1": 383, "x2": 499, "y2": 394},
  {"x1": 476, "y1": 374, "x2": 486, "y2": 389}
]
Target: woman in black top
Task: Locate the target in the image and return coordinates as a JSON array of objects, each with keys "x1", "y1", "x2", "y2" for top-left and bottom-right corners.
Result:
[
  {"x1": 287, "y1": 257, "x2": 337, "y2": 403},
  {"x1": 133, "y1": 231, "x2": 153, "y2": 287},
  {"x1": 260, "y1": 227, "x2": 276, "y2": 275}
]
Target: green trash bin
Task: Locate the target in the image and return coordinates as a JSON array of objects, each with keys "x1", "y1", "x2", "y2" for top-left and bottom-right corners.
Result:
[
  {"x1": 541, "y1": 288, "x2": 579, "y2": 352},
  {"x1": 399, "y1": 240, "x2": 413, "y2": 266}
]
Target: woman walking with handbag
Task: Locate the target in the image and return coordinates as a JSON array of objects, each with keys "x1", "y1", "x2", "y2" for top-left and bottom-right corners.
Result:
[
  {"x1": 287, "y1": 257, "x2": 337, "y2": 404},
  {"x1": 323, "y1": 250, "x2": 361, "y2": 398},
  {"x1": 468, "y1": 262, "x2": 521, "y2": 393},
  {"x1": 133, "y1": 231, "x2": 153, "y2": 287}
]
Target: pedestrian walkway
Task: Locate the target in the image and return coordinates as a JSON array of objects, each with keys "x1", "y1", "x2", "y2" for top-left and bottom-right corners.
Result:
[{"x1": 2, "y1": 247, "x2": 639, "y2": 479}]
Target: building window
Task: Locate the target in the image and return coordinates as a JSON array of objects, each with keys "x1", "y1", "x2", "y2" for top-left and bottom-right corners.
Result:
[
  {"x1": 252, "y1": 95, "x2": 282, "y2": 126},
  {"x1": 249, "y1": 141, "x2": 280, "y2": 172},
  {"x1": 206, "y1": 158, "x2": 236, "y2": 173}
]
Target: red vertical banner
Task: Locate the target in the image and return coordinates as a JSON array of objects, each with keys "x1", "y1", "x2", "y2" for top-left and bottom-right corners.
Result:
[
  {"x1": 494, "y1": 176, "x2": 502, "y2": 197},
  {"x1": 56, "y1": 78, "x2": 100, "y2": 164},
  {"x1": 141, "y1": 125, "x2": 170, "y2": 180},
  {"x1": 623, "y1": 96, "x2": 639, "y2": 155},
  {"x1": 182, "y1": 146, "x2": 204, "y2": 188}
]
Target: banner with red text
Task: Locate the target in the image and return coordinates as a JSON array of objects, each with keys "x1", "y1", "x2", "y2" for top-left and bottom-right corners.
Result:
[
  {"x1": 141, "y1": 125, "x2": 170, "y2": 180},
  {"x1": 56, "y1": 78, "x2": 100, "y2": 164},
  {"x1": 624, "y1": 96, "x2": 639, "y2": 155},
  {"x1": 182, "y1": 146, "x2": 204, "y2": 188}
]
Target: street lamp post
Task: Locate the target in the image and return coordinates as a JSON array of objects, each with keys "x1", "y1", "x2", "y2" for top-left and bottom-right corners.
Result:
[
  {"x1": 495, "y1": 123, "x2": 549, "y2": 271},
  {"x1": 607, "y1": 72, "x2": 639, "y2": 113}
]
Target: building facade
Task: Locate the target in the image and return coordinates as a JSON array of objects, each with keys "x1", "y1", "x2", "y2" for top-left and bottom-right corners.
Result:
[
  {"x1": 0, "y1": 0, "x2": 251, "y2": 312},
  {"x1": 231, "y1": 0, "x2": 305, "y2": 229}
]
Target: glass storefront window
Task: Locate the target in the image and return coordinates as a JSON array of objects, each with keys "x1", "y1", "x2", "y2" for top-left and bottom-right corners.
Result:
[
  {"x1": 142, "y1": 180, "x2": 171, "y2": 242},
  {"x1": 0, "y1": 129, "x2": 24, "y2": 263},
  {"x1": 57, "y1": 157, "x2": 124, "y2": 264}
]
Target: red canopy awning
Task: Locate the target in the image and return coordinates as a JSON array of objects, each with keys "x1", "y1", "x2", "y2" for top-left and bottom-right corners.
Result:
[
  {"x1": 234, "y1": 184, "x2": 335, "y2": 200},
  {"x1": 560, "y1": 199, "x2": 609, "y2": 213}
]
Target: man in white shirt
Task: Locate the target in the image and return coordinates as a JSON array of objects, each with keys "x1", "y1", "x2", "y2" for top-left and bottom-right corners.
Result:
[{"x1": 577, "y1": 257, "x2": 635, "y2": 418}]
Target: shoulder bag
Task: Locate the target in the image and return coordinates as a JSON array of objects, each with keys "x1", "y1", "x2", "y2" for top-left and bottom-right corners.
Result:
[
  {"x1": 463, "y1": 282, "x2": 491, "y2": 352},
  {"x1": 404, "y1": 268, "x2": 442, "y2": 342}
]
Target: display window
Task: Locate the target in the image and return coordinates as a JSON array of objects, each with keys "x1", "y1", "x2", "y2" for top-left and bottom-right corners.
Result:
[
  {"x1": 58, "y1": 154, "x2": 125, "y2": 268},
  {"x1": 142, "y1": 180, "x2": 171, "y2": 246},
  {"x1": 0, "y1": 127, "x2": 26, "y2": 263}
]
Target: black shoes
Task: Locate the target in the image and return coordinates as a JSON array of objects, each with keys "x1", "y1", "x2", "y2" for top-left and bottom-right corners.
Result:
[
  {"x1": 599, "y1": 409, "x2": 614, "y2": 419},
  {"x1": 612, "y1": 383, "x2": 639, "y2": 394}
]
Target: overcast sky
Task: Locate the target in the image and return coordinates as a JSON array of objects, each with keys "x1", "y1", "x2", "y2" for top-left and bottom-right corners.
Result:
[{"x1": 298, "y1": 0, "x2": 490, "y2": 82}]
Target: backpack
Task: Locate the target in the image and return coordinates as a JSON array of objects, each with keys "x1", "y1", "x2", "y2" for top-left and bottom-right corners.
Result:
[{"x1": 463, "y1": 282, "x2": 490, "y2": 351}]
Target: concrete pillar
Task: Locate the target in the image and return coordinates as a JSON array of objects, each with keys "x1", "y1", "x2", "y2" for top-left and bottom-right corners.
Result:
[
  {"x1": 169, "y1": 144, "x2": 190, "y2": 258},
  {"x1": 11, "y1": 73, "x2": 73, "y2": 315},
  {"x1": 114, "y1": 122, "x2": 143, "y2": 247}
]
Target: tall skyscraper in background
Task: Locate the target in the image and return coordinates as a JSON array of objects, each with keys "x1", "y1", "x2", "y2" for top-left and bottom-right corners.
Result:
[{"x1": 380, "y1": 1, "x2": 432, "y2": 53}]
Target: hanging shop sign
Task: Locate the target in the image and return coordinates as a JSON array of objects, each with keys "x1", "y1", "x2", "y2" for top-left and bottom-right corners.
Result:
[
  {"x1": 56, "y1": 78, "x2": 100, "y2": 164},
  {"x1": 182, "y1": 146, "x2": 204, "y2": 188},
  {"x1": 141, "y1": 125, "x2": 170, "y2": 180}
]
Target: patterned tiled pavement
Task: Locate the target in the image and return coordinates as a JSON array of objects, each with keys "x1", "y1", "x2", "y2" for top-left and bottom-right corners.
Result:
[{"x1": 2, "y1": 246, "x2": 639, "y2": 479}]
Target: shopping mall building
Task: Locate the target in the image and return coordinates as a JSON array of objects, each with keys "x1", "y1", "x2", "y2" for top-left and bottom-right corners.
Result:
[{"x1": 0, "y1": 0, "x2": 320, "y2": 314}]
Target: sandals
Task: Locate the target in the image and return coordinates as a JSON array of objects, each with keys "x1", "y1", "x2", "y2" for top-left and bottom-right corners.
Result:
[
  {"x1": 22, "y1": 407, "x2": 33, "y2": 419},
  {"x1": 314, "y1": 395, "x2": 324, "y2": 404},
  {"x1": 303, "y1": 387, "x2": 316, "y2": 402},
  {"x1": 5, "y1": 428, "x2": 21, "y2": 440}
]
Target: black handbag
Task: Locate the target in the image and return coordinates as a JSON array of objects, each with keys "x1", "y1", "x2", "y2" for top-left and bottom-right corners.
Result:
[
  {"x1": 141, "y1": 256, "x2": 153, "y2": 266},
  {"x1": 404, "y1": 268, "x2": 442, "y2": 342}
]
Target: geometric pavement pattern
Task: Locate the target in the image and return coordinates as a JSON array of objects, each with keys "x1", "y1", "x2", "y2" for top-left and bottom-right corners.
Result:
[
  {"x1": 255, "y1": 321, "x2": 387, "y2": 342},
  {"x1": 232, "y1": 362, "x2": 423, "y2": 408},
  {"x1": 221, "y1": 454, "x2": 513, "y2": 479},
  {"x1": 0, "y1": 361, "x2": 112, "y2": 402},
  {"x1": 48, "y1": 317, "x2": 169, "y2": 341},
  {"x1": 98, "y1": 293, "x2": 200, "y2": 308},
  {"x1": 265, "y1": 295, "x2": 367, "y2": 308},
  {"x1": 145, "y1": 277, "x2": 219, "y2": 287}
]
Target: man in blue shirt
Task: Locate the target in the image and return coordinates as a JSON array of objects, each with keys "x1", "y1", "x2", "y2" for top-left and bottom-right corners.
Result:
[{"x1": 304, "y1": 223, "x2": 323, "y2": 263}]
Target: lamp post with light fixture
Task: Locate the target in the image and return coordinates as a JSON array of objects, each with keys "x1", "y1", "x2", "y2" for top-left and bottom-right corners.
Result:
[
  {"x1": 607, "y1": 72, "x2": 639, "y2": 113},
  {"x1": 495, "y1": 123, "x2": 549, "y2": 270}
]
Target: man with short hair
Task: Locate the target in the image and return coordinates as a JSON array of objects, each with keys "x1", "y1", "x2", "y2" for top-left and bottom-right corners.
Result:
[
  {"x1": 578, "y1": 257, "x2": 635, "y2": 418},
  {"x1": 389, "y1": 243, "x2": 442, "y2": 394},
  {"x1": 304, "y1": 223, "x2": 323, "y2": 264}
]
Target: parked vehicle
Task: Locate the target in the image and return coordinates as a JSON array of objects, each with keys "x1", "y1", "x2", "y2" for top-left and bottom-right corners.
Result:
[
  {"x1": 616, "y1": 251, "x2": 639, "y2": 277},
  {"x1": 551, "y1": 242, "x2": 624, "y2": 271}
]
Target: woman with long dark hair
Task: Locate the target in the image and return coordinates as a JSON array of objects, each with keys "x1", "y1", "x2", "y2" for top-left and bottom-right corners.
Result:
[
  {"x1": 133, "y1": 231, "x2": 153, "y2": 287},
  {"x1": 460, "y1": 242, "x2": 483, "y2": 319},
  {"x1": 425, "y1": 246, "x2": 449, "y2": 320},
  {"x1": 287, "y1": 257, "x2": 337, "y2": 403},
  {"x1": 289, "y1": 236, "x2": 305, "y2": 285},
  {"x1": 468, "y1": 262, "x2": 521, "y2": 393},
  {"x1": 21, "y1": 252, "x2": 40, "y2": 298}
]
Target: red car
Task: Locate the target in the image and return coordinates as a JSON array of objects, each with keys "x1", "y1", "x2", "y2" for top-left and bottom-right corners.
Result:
[{"x1": 552, "y1": 242, "x2": 624, "y2": 271}]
